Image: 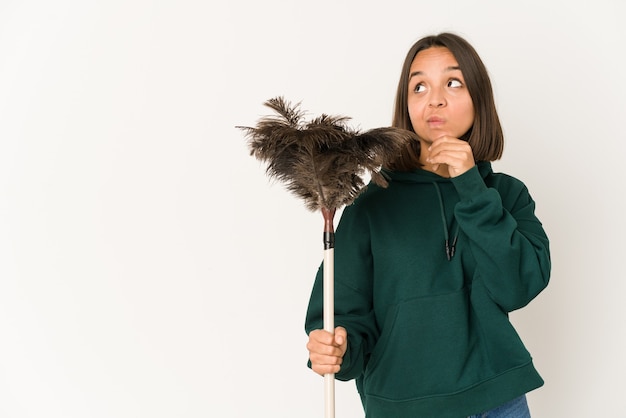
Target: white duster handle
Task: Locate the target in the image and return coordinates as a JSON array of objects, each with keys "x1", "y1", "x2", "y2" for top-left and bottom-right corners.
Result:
[
  {"x1": 321, "y1": 207, "x2": 336, "y2": 418},
  {"x1": 323, "y1": 246, "x2": 335, "y2": 418}
]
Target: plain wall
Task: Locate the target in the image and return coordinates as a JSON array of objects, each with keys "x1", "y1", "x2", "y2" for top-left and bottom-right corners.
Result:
[{"x1": 1, "y1": 0, "x2": 624, "y2": 416}]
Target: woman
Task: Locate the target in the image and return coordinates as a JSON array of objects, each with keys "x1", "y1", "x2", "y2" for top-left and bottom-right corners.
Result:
[{"x1": 305, "y1": 32, "x2": 551, "y2": 418}]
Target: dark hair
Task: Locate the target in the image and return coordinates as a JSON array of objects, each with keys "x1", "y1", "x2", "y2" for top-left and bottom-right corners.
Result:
[{"x1": 388, "y1": 32, "x2": 504, "y2": 171}]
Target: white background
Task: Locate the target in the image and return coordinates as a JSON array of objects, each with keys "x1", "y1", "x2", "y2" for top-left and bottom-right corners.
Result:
[{"x1": 1, "y1": 1, "x2": 624, "y2": 417}]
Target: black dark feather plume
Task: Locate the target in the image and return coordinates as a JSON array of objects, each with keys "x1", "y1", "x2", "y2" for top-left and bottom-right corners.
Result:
[{"x1": 238, "y1": 96, "x2": 418, "y2": 212}]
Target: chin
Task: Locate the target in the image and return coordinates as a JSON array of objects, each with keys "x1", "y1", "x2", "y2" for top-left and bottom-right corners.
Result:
[{"x1": 417, "y1": 136, "x2": 434, "y2": 145}]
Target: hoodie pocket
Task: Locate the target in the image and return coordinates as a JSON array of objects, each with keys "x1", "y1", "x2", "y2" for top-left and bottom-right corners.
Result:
[{"x1": 363, "y1": 287, "x2": 485, "y2": 400}]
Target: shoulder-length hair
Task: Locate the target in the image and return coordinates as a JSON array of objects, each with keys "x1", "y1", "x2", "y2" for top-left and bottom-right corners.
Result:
[{"x1": 387, "y1": 32, "x2": 504, "y2": 171}]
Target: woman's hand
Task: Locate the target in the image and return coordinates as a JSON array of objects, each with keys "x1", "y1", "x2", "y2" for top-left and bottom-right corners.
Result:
[
  {"x1": 307, "y1": 327, "x2": 348, "y2": 376},
  {"x1": 426, "y1": 135, "x2": 475, "y2": 178}
]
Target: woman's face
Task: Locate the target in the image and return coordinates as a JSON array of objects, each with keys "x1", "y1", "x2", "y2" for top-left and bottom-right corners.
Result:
[{"x1": 407, "y1": 47, "x2": 475, "y2": 144}]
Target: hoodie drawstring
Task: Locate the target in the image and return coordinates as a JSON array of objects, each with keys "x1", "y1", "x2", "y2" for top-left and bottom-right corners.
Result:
[{"x1": 433, "y1": 182, "x2": 459, "y2": 261}]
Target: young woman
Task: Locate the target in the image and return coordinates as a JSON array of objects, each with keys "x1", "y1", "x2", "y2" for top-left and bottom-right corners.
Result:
[{"x1": 305, "y1": 32, "x2": 551, "y2": 418}]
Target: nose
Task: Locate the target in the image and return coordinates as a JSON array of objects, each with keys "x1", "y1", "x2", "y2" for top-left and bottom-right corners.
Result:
[
  {"x1": 428, "y1": 89, "x2": 446, "y2": 108},
  {"x1": 428, "y1": 98, "x2": 445, "y2": 108}
]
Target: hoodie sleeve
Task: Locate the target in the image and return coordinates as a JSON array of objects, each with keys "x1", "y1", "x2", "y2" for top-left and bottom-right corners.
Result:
[
  {"x1": 304, "y1": 203, "x2": 380, "y2": 381},
  {"x1": 451, "y1": 166, "x2": 551, "y2": 312}
]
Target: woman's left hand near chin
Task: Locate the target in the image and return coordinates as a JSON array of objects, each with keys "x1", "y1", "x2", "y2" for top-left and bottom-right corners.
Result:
[{"x1": 426, "y1": 135, "x2": 476, "y2": 178}]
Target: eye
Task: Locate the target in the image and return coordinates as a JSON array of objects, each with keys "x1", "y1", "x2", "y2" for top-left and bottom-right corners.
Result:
[
  {"x1": 413, "y1": 83, "x2": 426, "y2": 93},
  {"x1": 448, "y1": 79, "x2": 463, "y2": 88}
]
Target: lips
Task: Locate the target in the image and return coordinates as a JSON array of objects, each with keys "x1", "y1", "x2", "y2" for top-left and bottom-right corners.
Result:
[
  {"x1": 427, "y1": 116, "x2": 444, "y2": 123},
  {"x1": 427, "y1": 116, "x2": 445, "y2": 128}
]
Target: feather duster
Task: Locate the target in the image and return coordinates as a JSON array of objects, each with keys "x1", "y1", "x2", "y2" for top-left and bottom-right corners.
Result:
[
  {"x1": 237, "y1": 96, "x2": 417, "y2": 418},
  {"x1": 238, "y1": 96, "x2": 417, "y2": 212}
]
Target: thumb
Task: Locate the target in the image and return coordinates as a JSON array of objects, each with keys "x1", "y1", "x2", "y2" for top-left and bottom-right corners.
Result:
[{"x1": 335, "y1": 326, "x2": 347, "y2": 346}]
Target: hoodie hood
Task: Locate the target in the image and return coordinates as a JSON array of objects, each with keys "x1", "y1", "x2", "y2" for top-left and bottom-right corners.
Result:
[{"x1": 382, "y1": 161, "x2": 493, "y2": 184}]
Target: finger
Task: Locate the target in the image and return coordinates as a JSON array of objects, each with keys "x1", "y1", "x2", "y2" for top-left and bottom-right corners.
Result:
[
  {"x1": 430, "y1": 153, "x2": 475, "y2": 177},
  {"x1": 309, "y1": 351, "x2": 344, "y2": 366},
  {"x1": 311, "y1": 362, "x2": 342, "y2": 375},
  {"x1": 310, "y1": 353, "x2": 343, "y2": 375},
  {"x1": 309, "y1": 329, "x2": 335, "y2": 345},
  {"x1": 429, "y1": 149, "x2": 468, "y2": 164},
  {"x1": 307, "y1": 342, "x2": 337, "y2": 358},
  {"x1": 307, "y1": 338, "x2": 345, "y2": 357},
  {"x1": 307, "y1": 332, "x2": 344, "y2": 357},
  {"x1": 428, "y1": 135, "x2": 456, "y2": 151},
  {"x1": 428, "y1": 135, "x2": 470, "y2": 153},
  {"x1": 428, "y1": 143, "x2": 473, "y2": 165}
]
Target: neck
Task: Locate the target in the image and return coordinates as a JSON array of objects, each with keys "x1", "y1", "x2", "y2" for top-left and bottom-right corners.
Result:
[{"x1": 419, "y1": 141, "x2": 450, "y2": 177}]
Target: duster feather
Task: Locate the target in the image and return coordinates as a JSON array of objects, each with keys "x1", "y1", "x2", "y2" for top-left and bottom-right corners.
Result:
[{"x1": 238, "y1": 96, "x2": 417, "y2": 211}]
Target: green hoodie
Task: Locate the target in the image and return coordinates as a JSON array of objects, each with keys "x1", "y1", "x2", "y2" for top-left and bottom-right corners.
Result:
[{"x1": 305, "y1": 162, "x2": 551, "y2": 417}]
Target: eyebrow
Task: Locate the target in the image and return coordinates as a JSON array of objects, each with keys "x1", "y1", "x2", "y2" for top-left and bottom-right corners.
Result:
[{"x1": 409, "y1": 66, "x2": 461, "y2": 79}]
